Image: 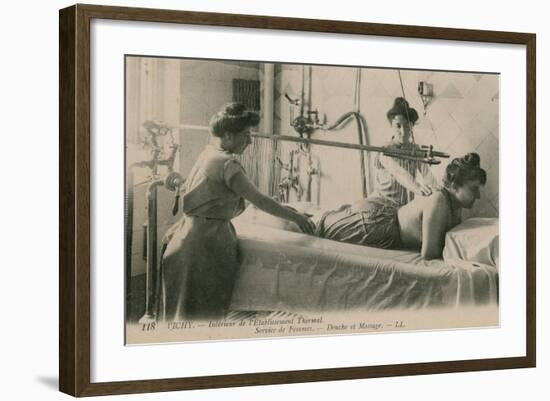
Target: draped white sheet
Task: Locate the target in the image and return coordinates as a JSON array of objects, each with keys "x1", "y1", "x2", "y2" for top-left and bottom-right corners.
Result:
[
  {"x1": 230, "y1": 222, "x2": 499, "y2": 312},
  {"x1": 443, "y1": 217, "x2": 499, "y2": 267}
]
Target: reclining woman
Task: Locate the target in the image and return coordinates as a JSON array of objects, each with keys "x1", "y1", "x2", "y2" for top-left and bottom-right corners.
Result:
[{"x1": 315, "y1": 153, "x2": 486, "y2": 260}]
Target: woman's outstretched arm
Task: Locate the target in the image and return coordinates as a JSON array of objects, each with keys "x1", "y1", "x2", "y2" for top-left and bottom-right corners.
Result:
[
  {"x1": 228, "y1": 169, "x2": 316, "y2": 234},
  {"x1": 379, "y1": 155, "x2": 432, "y2": 196}
]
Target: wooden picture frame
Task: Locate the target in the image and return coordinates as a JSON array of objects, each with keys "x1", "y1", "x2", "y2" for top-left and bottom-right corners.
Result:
[{"x1": 59, "y1": 3, "x2": 536, "y2": 397}]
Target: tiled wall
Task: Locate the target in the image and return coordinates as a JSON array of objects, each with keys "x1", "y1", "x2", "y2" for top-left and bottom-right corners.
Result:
[{"x1": 273, "y1": 64, "x2": 499, "y2": 218}]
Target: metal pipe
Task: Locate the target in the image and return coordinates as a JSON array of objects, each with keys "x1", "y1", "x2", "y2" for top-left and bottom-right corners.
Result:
[
  {"x1": 263, "y1": 64, "x2": 274, "y2": 135},
  {"x1": 251, "y1": 132, "x2": 448, "y2": 163},
  {"x1": 263, "y1": 64, "x2": 276, "y2": 197},
  {"x1": 148, "y1": 122, "x2": 447, "y2": 164},
  {"x1": 133, "y1": 122, "x2": 183, "y2": 324},
  {"x1": 136, "y1": 171, "x2": 183, "y2": 324},
  {"x1": 253, "y1": 132, "x2": 396, "y2": 152},
  {"x1": 139, "y1": 179, "x2": 164, "y2": 324},
  {"x1": 300, "y1": 65, "x2": 305, "y2": 117},
  {"x1": 156, "y1": 120, "x2": 448, "y2": 161},
  {"x1": 288, "y1": 150, "x2": 295, "y2": 201},
  {"x1": 124, "y1": 169, "x2": 134, "y2": 319},
  {"x1": 354, "y1": 114, "x2": 368, "y2": 197}
]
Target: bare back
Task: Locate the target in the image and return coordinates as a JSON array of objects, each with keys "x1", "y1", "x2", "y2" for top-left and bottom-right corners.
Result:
[{"x1": 397, "y1": 189, "x2": 461, "y2": 259}]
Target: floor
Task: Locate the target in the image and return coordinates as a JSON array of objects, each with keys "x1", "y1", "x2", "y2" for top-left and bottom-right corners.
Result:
[{"x1": 126, "y1": 273, "x2": 302, "y2": 323}]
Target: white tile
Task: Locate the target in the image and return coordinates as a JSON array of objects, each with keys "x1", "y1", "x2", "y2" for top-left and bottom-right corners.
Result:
[
  {"x1": 476, "y1": 98, "x2": 500, "y2": 135},
  {"x1": 449, "y1": 97, "x2": 482, "y2": 131},
  {"x1": 448, "y1": 73, "x2": 477, "y2": 97},
  {"x1": 321, "y1": 67, "x2": 356, "y2": 96},
  {"x1": 424, "y1": 98, "x2": 452, "y2": 130},
  {"x1": 433, "y1": 117, "x2": 462, "y2": 151},
  {"x1": 369, "y1": 81, "x2": 391, "y2": 98},
  {"x1": 439, "y1": 82, "x2": 464, "y2": 99},
  {"x1": 412, "y1": 127, "x2": 436, "y2": 146},
  {"x1": 461, "y1": 115, "x2": 494, "y2": 149},
  {"x1": 471, "y1": 74, "x2": 499, "y2": 105},
  {"x1": 476, "y1": 133, "x2": 499, "y2": 171},
  {"x1": 446, "y1": 132, "x2": 477, "y2": 161}
]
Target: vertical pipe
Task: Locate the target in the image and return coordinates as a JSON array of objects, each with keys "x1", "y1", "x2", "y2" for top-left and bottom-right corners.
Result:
[
  {"x1": 140, "y1": 143, "x2": 160, "y2": 323},
  {"x1": 300, "y1": 65, "x2": 305, "y2": 117},
  {"x1": 306, "y1": 65, "x2": 313, "y2": 202},
  {"x1": 146, "y1": 185, "x2": 158, "y2": 315},
  {"x1": 140, "y1": 182, "x2": 160, "y2": 323},
  {"x1": 263, "y1": 64, "x2": 274, "y2": 135},
  {"x1": 355, "y1": 114, "x2": 368, "y2": 198},
  {"x1": 288, "y1": 151, "x2": 294, "y2": 202},
  {"x1": 125, "y1": 169, "x2": 134, "y2": 319},
  {"x1": 264, "y1": 64, "x2": 276, "y2": 197},
  {"x1": 307, "y1": 65, "x2": 313, "y2": 116}
]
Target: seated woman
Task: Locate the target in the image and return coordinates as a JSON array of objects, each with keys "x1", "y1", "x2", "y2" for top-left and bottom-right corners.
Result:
[{"x1": 315, "y1": 153, "x2": 486, "y2": 260}]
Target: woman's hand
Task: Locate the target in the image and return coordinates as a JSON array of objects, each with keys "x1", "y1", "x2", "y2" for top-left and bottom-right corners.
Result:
[
  {"x1": 229, "y1": 171, "x2": 317, "y2": 234},
  {"x1": 293, "y1": 213, "x2": 316, "y2": 235},
  {"x1": 380, "y1": 155, "x2": 433, "y2": 197},
  {"x1": 416, "y1": 183, "x2": 433, "y2": 196}
]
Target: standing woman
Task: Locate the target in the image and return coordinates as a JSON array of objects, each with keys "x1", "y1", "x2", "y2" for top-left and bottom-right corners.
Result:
[
  {"x1": 158, "y1": 103, "x2": 315, "y2": 321},
  {"x1": 372, "y1": 97, "x2": 436, "y2": 206}
]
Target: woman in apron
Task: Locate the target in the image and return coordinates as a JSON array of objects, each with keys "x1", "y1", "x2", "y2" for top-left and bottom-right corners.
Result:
[{"x1": 158, "y1": 103, "x2": 315, "y2": 321}]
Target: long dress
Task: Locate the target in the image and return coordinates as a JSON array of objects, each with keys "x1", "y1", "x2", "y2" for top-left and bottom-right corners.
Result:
[{"x1": 157, "y1": 144, "x2": 246, "y2": 321}]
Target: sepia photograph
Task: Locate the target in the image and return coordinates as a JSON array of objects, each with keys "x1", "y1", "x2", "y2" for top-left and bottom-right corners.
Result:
[{"x1": 124, "y1": 56, "x2": 500, "y2": 344}]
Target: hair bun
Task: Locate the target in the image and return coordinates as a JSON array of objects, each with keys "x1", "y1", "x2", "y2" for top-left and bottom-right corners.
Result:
[
  {"x1": 210, "y1": 103, "x2": 260, "y2": 137},
  {"x1": 395, "y1": 97, "x2": 409, "y2": 108},
  {"x1": 386, "y1": 97, "x2": 419, "y2": 124},
  {"x1": 462, "y1": 153, "x2": 481, "y2": 168},
  {"x1": 223, "y1": 102, "x2": 247, "y2": 117},
  {"x1": 443, "y1": 152, "x2": 486, "y2": 188},
  {"x1": 451, "y1": 153, "x2": 480, "y2": 169}
]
